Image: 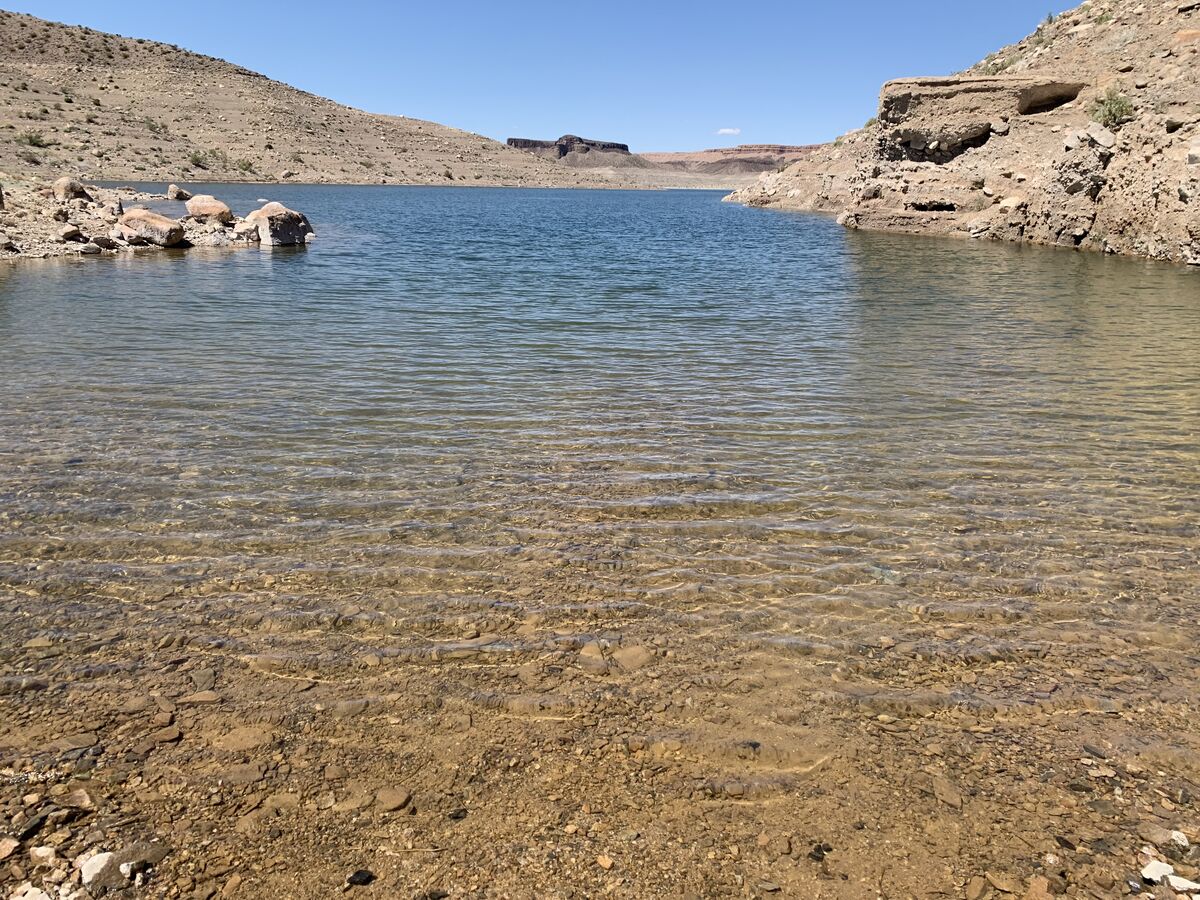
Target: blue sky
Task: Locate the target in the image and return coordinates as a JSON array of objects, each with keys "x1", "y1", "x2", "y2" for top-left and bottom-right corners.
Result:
[{"x1": 9, "y1": 1, "x2": 1078, "y2": 151}]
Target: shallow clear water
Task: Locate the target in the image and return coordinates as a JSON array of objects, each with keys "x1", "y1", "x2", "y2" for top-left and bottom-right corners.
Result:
[{"x1": 2, "y1": 186, "x2": 1199, "y2": 710}]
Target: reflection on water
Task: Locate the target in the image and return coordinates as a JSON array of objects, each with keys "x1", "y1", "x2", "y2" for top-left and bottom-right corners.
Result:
[{"x1": 1, "y1": 186, "x2": 1199, "y2": 715}]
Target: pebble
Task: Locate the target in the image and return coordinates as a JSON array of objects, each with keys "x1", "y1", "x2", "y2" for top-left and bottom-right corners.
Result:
[
  {"x1": 596, "y1": 854, "x2": 614, "y2": 870},
  {"x1": 345, "y1": 869, "x2": 375, "y2": 886},
  {"x1": 375, "y1": 787, "x2": 411, "y2": 812}
]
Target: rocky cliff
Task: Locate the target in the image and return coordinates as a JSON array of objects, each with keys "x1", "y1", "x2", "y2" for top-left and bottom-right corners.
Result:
[
  {"x1": 727, "y1": 0, "x2": 1200, "y2": 265},
  {"x1": 0, "y1": 11, "x2": 633, "y2": 188}
]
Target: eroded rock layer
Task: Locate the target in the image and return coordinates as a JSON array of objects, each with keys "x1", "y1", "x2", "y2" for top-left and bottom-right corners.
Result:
[{"x1": 728, "y1": 0, "x2": 1200, "y2": 265}]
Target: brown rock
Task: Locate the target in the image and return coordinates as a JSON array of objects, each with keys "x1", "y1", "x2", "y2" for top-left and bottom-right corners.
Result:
[
  {"x1": 185, "y1": 194, "x2": 233, "y2": 224},
  {"x1": 375, "y1": 787, "x2": 412, "y2": 812},
  {"x1": 52, "y1": 176, "x2": 92, "y2": 202},
  {"x1": 119, "y1": 209, "x2": 184, "y2": 247}
]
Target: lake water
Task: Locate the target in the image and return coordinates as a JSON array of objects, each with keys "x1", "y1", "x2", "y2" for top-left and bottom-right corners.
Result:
[{"x1": 2, "y1": 184, "x2": 1199, "y2": 711}]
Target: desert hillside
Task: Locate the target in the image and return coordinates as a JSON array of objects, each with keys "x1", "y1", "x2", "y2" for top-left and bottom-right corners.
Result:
[
  {"x1": 729, "y1": 0, "x2": 1200, "y2": 265},
  {"x1": 0, "y1": 10, "x2": 631, "y2": 188}
]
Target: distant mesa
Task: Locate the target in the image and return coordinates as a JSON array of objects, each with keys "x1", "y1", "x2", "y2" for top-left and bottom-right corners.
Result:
[{"x1": 507, "y1": 135, "x2": 632, "y2": 159}]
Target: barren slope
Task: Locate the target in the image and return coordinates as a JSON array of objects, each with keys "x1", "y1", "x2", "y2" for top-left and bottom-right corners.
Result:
[{"x1": 0, "y1": 10, "x2": 633, "y2": 188}]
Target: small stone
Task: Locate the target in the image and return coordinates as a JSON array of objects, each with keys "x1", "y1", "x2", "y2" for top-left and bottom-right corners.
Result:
[
  {"x1": 986, "y1": 871, "x2": 1020, "y2": 893},
  {"x1": 179, "y1": 690, "x2": 220, "y2": 705},
  {"x1": 28, "y1": 846, "x2": 56, "y2": 867},
  {"x1": 757, "y1": 883, "x2": 781, "y2": 893},
  {"x1": 611, "y1": 645, "x2": 654, "y2": 671},
  {"x1": 1167, "y1": 873, "x2": 1200, "y2": 892},
  {"x1": 152, "y1": 726, "x2": 182, "y2": 744},
  {"x1": 332, "y1": 699, "x2": 370, "y2": 719},
  {"x1": 345, "y1": 869, "x2": 375, "y2": 886},
  {"x1": 57, "y1": 225, "x2": 82, "y2": 243},
  {"x1": 0, "y1": 836, "x2": 18, "y2": 860},
  {"x1": 965, "y1": 876, "x2": 988, "y2": 900},
  {"x1": 79, "y1": 242, "x2": 101, "y2": 255},
  {"x1": 932, "y1": 776, "x2": 963, "y2": 810},
  {"x1": 1141, "y1": 859, "x2": 1174, "y2": 884},
  {"x1": 375, "y1": 787, "x2": 411, "y2": 812},
  {"x1": 190, "y1": 668, "x2": 216, "y2": 692},
  {"x1": 596, "y1": 854, "x2": 614, "y2": 871},
  {"x1": 578, "y1": 641, "x2": 608, "y2": 674},
  {"x1": 81, "y1": 851, "x2": 116, "y2": 886}
]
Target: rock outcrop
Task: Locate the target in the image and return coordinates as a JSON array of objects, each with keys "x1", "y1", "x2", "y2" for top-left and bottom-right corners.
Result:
[
  {"x1": 507, "y1": 135, "x2": 632, "y2": 159},
  {"x1": 0, "y1": 177, "x2": 315, "y2": 260},
  {"x1": 727, "y1": 0, "x2": 1200, "y2": 265}
]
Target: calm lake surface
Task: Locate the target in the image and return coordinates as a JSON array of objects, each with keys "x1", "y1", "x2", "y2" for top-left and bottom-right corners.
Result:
[{"x1": 2, "y1": 186, "x2": 1199, "y2": 688}]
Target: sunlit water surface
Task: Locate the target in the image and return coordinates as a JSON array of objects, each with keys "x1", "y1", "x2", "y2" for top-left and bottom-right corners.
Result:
[{"x1": 2, "y1": 186, "x2": 1198, "y2": 713}]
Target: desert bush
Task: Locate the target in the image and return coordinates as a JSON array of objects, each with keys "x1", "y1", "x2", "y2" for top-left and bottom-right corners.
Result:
[
  {"x1": 1091, "y1": 87, "x2": 1134, "y2": 128},
  {"x1": 15, "y1": 129, "x2": 50, "y2": 147}
]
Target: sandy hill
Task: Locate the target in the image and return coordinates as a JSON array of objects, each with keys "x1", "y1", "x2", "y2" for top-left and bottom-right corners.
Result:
[
  {"x1": 728, "y1": 0, "x2": 1200, "y2": 265},
  {"x1": 0, "y1": 9, "x2": 634, "y2": 188}
]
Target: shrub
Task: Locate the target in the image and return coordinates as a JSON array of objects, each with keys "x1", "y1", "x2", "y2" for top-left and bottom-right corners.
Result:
[
  {"x1": 188, "y1": 149, "x2": 208, "y2": 169},
  {"x1": 16, "y1": 149, "x2": 41, "y2": 165},
  {"x1": 15, "y1": 129, "x2": 50, "y2": 147},
  {"x1": 236, "y1": 158, "x2": 255, "y2": 173},
  {"x1": 1091, "y1": 87, "x2": 1134, "y2": 128}
]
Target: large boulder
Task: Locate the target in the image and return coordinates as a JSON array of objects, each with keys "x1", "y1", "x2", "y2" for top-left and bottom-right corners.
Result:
[
  {"x1": 185, "y1": 194, "x2": 233, "y2": 224},
  {"x1": 118, "y1": 209, "x2": 185, "y2": 247},
  {"x1": 167, "y1": 184, "x2": 192, "y2": 201},
  {"x1": 52, "y1": 176, "x2": 92, "y2": 202},
  {"x1": 244, "y1": 201, "x2": 314, "y2": 246}
]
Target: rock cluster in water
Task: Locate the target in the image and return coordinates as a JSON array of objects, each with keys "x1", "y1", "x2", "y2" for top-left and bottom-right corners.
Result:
[{"x1": 0, "y1": 177, "x2": 315, "y2": 261}]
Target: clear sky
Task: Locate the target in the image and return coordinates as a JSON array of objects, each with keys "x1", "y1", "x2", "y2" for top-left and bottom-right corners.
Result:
[{"x1": 7, "y1": 1, "x2": 1079, "y2": 152}]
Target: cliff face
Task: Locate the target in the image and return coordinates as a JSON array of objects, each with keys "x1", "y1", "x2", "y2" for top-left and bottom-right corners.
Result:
[
  {"x1": 505, "y1": 134, "x2": 653, "y2": 171},
  {"x1": 0, "y1": 11, "x2": 633, "y2": 187},
  {"x1": 728, "y1": 0, "x2": 1200, "y2": 265}
]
